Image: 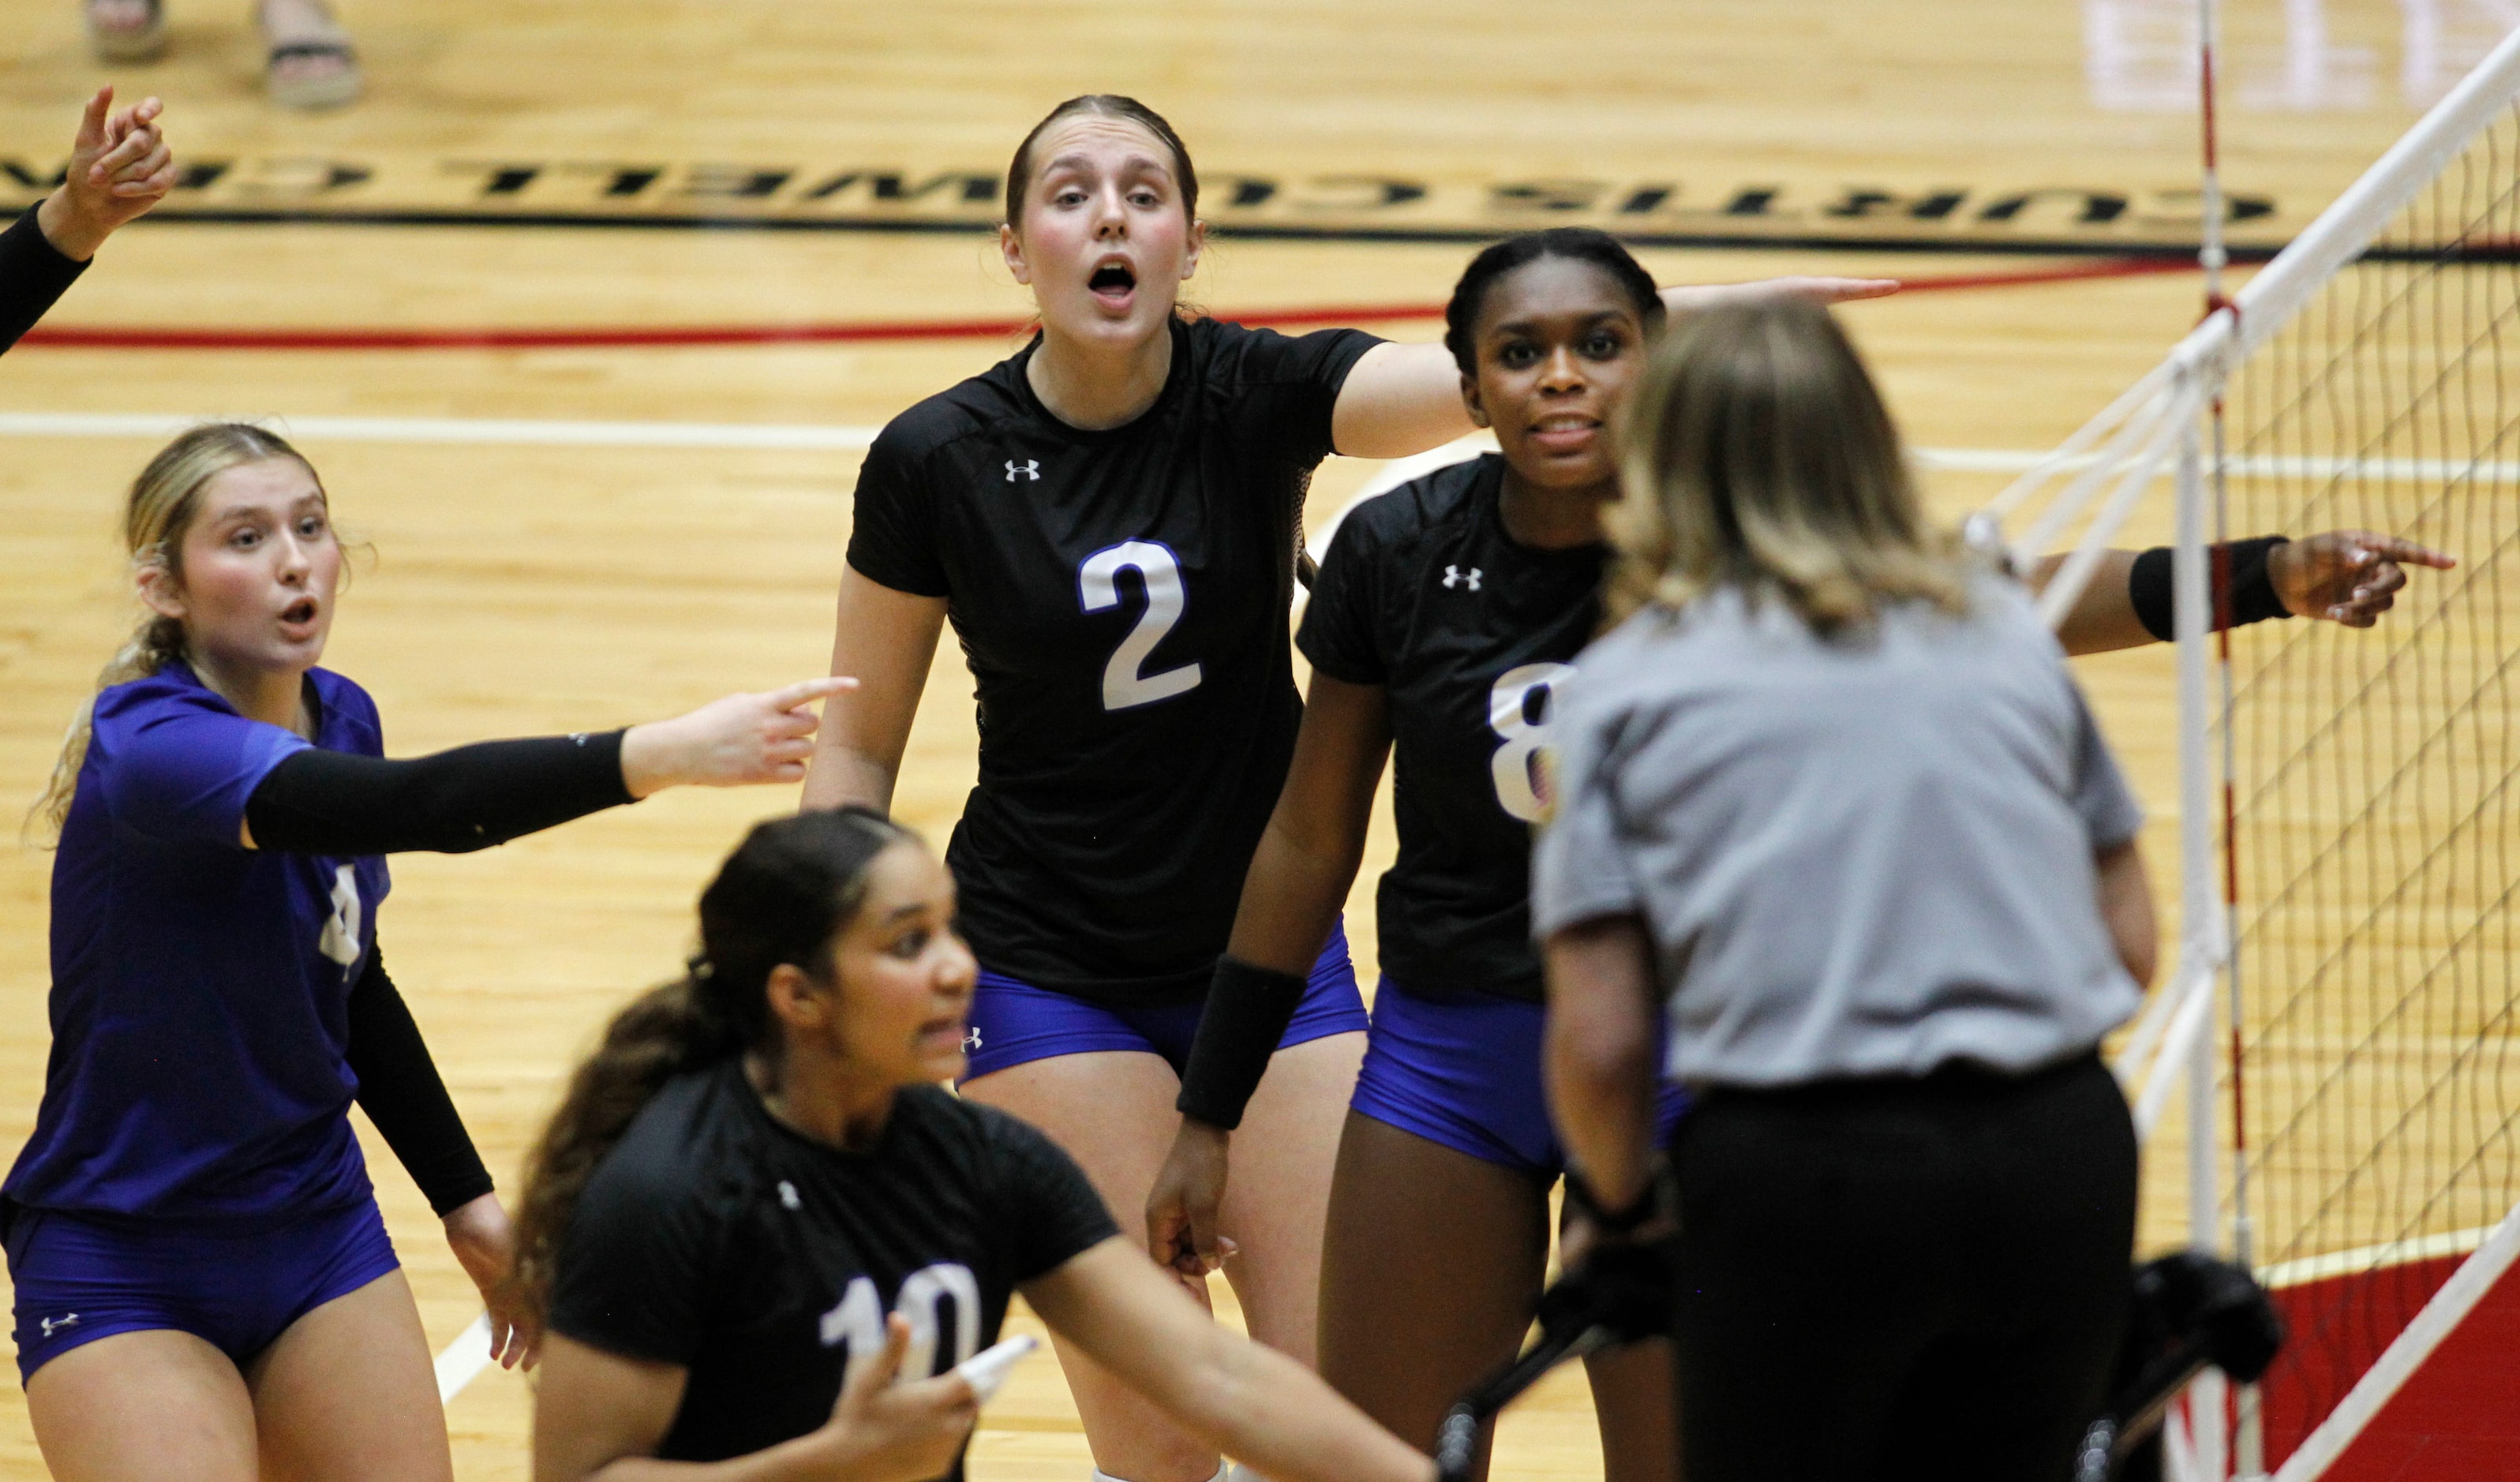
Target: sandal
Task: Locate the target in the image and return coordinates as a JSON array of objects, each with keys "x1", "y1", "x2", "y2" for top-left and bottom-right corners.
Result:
[
  {"x1": 258, "y1": 0, "x2": 362, "y2": 110},
  {"x1": 85, "y1": 0, "x2": 167, "y2": 63}
]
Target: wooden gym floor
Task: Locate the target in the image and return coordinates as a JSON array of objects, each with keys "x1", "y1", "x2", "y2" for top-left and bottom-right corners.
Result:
[{"x1": 0, "y1": 1, "x2": 2489, "y2": 1477}]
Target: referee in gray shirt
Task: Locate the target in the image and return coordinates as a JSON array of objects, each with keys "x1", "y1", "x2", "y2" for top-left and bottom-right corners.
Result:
[{"x1": 1536, "y1": 299, "x2": 2155, "y2": 1482}]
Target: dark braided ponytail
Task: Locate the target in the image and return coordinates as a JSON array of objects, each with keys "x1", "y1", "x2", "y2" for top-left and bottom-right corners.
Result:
[{"x1": 506, "y1": 807, "x2": 914, "y2": 1319}]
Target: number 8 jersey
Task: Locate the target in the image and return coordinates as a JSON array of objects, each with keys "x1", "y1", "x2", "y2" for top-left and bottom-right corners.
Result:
[
  {"x1": 847, "y1": 317, "x2": 1381, "y2": 1005},
  {"x1": 1298, "y1": 453, "x2": 1604, "y2": 1005}
]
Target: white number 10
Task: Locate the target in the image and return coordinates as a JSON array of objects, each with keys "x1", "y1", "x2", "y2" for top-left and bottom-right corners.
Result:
[{"x1": 1080, "y1": 541, "x2": 1204, "y2": 711}]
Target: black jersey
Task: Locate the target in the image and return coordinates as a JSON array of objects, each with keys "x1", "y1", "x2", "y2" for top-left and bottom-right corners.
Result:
[
  {"x1": 549, "y1": 1065, "x2": 1118, "y2": 1468},
  {"x1": 848, "y1": 316, "x2": 1380, "y2": 1004},
  {"x1": 1298, "y1": 455, "x2": 1605, "y2": 1003}
]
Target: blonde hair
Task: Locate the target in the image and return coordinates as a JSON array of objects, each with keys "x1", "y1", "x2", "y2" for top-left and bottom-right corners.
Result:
[
  {"x1": 1605, "y1": 298, "x2": 1971, "y2": 636},
  {"x1": 27, "y1": 423, "x2": 318, "y2": 840}
]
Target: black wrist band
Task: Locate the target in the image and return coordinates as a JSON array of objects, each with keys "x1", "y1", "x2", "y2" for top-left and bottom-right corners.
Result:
[
  {"x1": 1174, "y1": 956, "x2": 1310, "y2": 1132},
  {"x1": 2127, "y1": 535, "x2": 2293, "y2": 642},
  {"x1": 2223, "y1": 535, "x2": 2295, "y2": 627},
  {"x1": 1563, "y1": 1166, "x2": 1661, "y2": 1237}
]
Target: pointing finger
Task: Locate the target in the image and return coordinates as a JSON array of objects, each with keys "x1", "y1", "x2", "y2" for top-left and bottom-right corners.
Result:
[
  {"x1": 768, "y1": 676, "x2": 858, "y2": 710},
  {"x1": 75, "y1": 88, "x2": 112, "y2": 152},
  {"x1": 2364, "y1": 537, "x2": 2458, "y2": 571}
]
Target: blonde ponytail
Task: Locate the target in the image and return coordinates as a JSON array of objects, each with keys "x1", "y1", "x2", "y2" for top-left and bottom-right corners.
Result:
[{"x1": 25, "y1": 423, "x2": 316, "y2": 843}]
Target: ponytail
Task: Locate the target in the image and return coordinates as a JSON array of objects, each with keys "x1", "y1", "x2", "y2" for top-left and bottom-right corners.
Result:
[
  {"x1": 25, "y1": 422, "x2": 318, "y2": 843},
  {"x1": 506, "y1": 807, "x2": 914, "y2": 1320},
  {"x1": 502, "y1": 967, "x2": 740, "y2": 1320}
]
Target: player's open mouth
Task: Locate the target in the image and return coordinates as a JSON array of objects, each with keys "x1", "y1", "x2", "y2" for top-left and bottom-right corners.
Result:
[
  {"x1": 1088, "y1": 260, "x2": 1137, "y2": 309},
  {"x1": 1529, "y1": 414, "x2": 1601, "y2": 453},
  {"x1": 278, "y1": 596, "x2": 320, "y2": 631}
]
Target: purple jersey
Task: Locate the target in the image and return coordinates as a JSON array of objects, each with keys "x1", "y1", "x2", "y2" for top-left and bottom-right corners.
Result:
[{"x1": 6, "y1": 662, "x2": 388, "y2": 1219}]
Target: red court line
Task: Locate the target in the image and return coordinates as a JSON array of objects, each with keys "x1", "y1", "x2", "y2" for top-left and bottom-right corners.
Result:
[{"x1": 15, "y1": 257, "x2": 2198, "y2": 352}]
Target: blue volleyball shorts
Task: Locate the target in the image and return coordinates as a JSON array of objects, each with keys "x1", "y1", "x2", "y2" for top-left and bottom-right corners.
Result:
[
  {"x1": 1351, "y1": 979, "x2": 1693, "y2": 1177},
  {"x1": 960, "y1": 920, "x2": 1369, "y2": 1082},
  {"x1": 5, "y1": 1196, "x2": 400, "y2": 1382}
]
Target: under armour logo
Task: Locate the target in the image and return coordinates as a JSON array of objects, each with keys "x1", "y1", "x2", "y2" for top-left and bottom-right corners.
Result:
[
  {"x1": 1006, "y1": 460, "x2": 1041, "y2": 481},
  {"x1": 39, "y1": 1314, "x2": 77, "y2": 1338},
  {"x1": 963, "y1": 1026, "x2": 984, "y2": 1053},
  {"x1": 778, "y1": 1180, "x2": 802, "y2": 1211},
  {"x1": 1443, "y1": 565, "x2": 1483, "y2": 591}
]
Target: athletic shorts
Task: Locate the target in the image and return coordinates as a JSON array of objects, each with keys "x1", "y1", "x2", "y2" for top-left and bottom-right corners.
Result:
[
  {"x1": 5, "y1": 1196, "x2": 399, "y2": 1382},
  {"x1": 960, "y1": 920, "x2": 1369, "y2": 1082},
  {"x1": 1350, "y1": 979, "x2": 1692, "y2": 1177}
]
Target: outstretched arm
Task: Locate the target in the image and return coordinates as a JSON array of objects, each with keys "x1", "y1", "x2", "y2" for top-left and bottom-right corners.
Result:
[
  {"x1": 240, "y1": 678, "x2": 850, "y2": 853},
  {"x1": 1025, "y1": 1239, "x2": 1433, "y2": 1482},
  {"x1": 1150, "y1": 674, "x2": 1390, "y2": 1276},
  {"x1": 800, "y1": 566, "x2": 948, "y2": 813},
  {"x1": 1327, "y1": 276, "x2": 1902, "y2": 459},
  {"x1": 2036, "y1": 532, "x2": 2458, "y2": 656}
]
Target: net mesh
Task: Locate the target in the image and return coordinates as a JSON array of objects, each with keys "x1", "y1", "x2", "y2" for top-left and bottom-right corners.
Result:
[{"x1": 2215, "y1": 96, "x2": 2520, "y2": 1468}]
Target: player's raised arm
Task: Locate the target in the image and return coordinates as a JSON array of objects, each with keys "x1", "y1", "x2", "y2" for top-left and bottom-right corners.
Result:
[{"x1": 2034, "y1": 531, "x2": 2458, "y2": 655}]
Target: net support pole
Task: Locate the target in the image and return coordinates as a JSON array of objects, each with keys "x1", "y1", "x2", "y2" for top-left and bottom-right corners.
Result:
[
  {"x1": 2173, "y1": 360, "x2": 2221, "y2": 1252},
  {"x1": 2173, "y1": 356, "x2": 2233, "y2": 1480}
]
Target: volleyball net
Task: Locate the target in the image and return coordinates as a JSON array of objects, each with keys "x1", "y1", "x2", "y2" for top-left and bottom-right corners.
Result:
[{"x1": 1975, "y1": 23, "x2": 2520, "y2": 1479}]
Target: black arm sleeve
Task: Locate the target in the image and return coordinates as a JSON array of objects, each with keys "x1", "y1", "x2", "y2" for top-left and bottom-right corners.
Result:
[
  {"x1": 245, "y1": 729, "x2": 636, "y2": 855},
  {"x1": 347, "y1": 945, "x2": 495, "y2": 1218},
  {"x1": 1174, "y1": 956, "x2": 1311, "y2": 1131},
  {"x1": 0, "y1": 205, "x2": 90, "y2": 356},
  {"x1": 2127, "y1": 536, "x2": 2293, "y2": 643}
]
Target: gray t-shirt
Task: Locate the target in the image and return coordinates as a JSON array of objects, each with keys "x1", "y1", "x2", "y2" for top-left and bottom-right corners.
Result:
[{"x1": 1530, "y1": 575, "x2": 2145, "y2": 1087}]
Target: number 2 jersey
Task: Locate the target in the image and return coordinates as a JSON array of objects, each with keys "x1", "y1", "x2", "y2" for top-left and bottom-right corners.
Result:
[
  {"x1": 847, "y1": 316, "x2": 1380, "y2": 1004},
  {"x1": 1298, "y1": 453, "x2": 1603, "y2": 1004},
  {"x1": 549, "y1": 1064, "x2": 1118, "y2": 1469}
]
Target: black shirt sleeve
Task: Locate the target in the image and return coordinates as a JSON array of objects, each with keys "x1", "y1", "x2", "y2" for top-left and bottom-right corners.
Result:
[
  {"x1": 1295, "y1": 506, "x2": 1391, "y2": 685},
  {"x1": 844, "y1": 425, "x2": 951, "y2": 597},
  {"x1": 1210, "y1": 321, "x2": 1384, "y2": 466},
  {"x1": 0, "y1": 205, "x2": 88, "y2": 356},
  {"x1": 244, "y1": 729, "x2": 636, "y2": 855},
  {"x1": 977, "y1": 1106, "x2": 1121, "y2": 1282},
  {"x1": 346, "y1": 945, "x2": 496, "y2": 1218},
  {"x1": 548, "y1": 1132, "x2": 723, "y2": 1366}
]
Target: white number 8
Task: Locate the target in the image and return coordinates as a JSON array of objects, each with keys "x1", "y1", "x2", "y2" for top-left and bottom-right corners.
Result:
[
  {"x1": 1488, "y1": 663, "x2": 1576, "y2": 823},
  {"x1": 1080, "y1": 541, "x2": 1204, "y2": 711}
]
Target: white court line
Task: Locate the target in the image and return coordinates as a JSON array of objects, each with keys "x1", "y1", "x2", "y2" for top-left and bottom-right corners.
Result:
[
  {"x1": 434, "y1": 1311, "x2": 496, "y2": 1404},
  {"x1": 0, "y1": 411, "x2": 885, "y2": 450},
  {"x1": 6, "y1": 412, "x2": 2518, "y2": 488},
  {"x1": 0, "y1": 409, "x2": 2045, "y2": 469}
]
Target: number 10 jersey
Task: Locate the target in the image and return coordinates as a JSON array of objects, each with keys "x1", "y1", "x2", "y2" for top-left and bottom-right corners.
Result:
[{"x1": 847, "y1": 317, "x2": 1380, "y2": 1005}]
